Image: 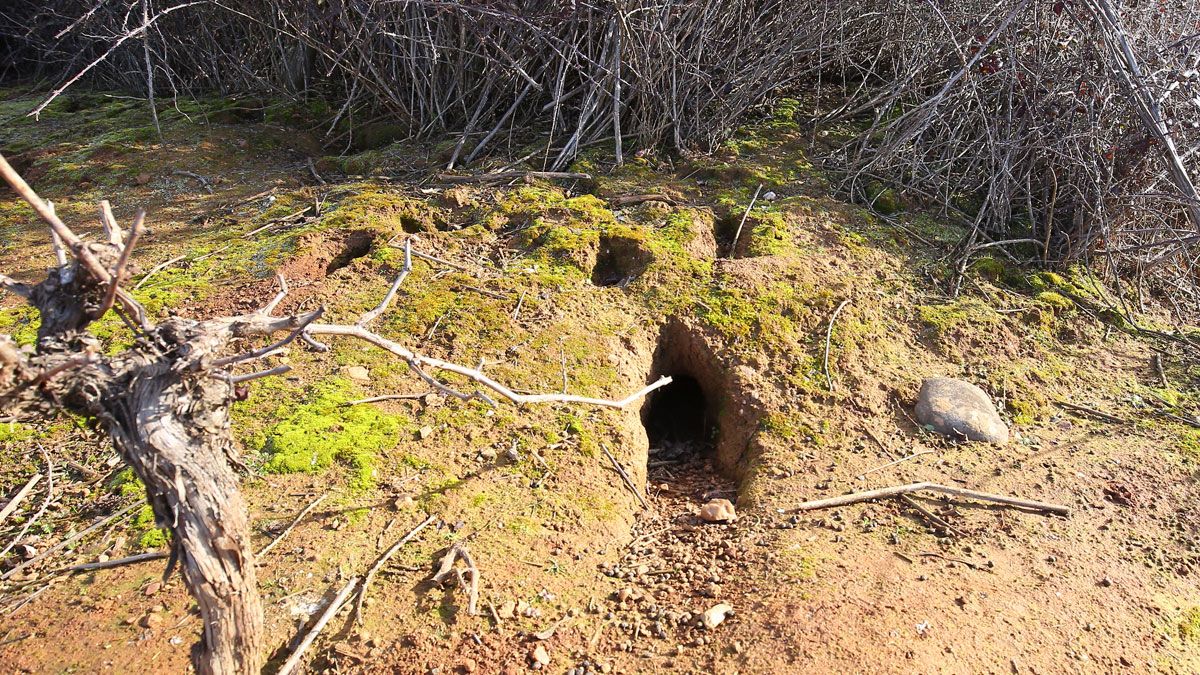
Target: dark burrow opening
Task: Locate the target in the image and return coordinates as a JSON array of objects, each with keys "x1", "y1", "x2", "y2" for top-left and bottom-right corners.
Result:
[
  {"x1": 591, "y1": 235, "x2": 653, "y2": 287},
  {"x1": 325, "y1": 230, "x2": 375, "y2": 274},
  {"x1": 643, "y1": 374, "x2": 716, "y2": 461}
]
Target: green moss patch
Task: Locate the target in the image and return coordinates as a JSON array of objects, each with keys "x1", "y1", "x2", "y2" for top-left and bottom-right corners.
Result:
[
  {"x1": 249, "y1": 379, "x2": 409, "y2": 490},
  {"x1": 918, "y1": 297, "x2": 1001, "y2": 339},
  {"x1": 1180, "y1": 606, "x2": 1200, "y2": 641}
]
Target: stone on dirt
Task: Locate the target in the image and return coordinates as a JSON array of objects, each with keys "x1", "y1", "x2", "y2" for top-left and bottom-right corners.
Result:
[
  {"x1": 344, "y1": 365, "x2": 371, "y2": 382},
  {"x1": 498, "y1": 600, "x2": 516, "y2": 619},
  {"x1": 702, "y1": 603, "x2": 733, "y2": 629},
  {"x1": 914, "y1": 377, "x2": 1009, "y2": 443},
  {"x1": 531, "y1": 644, "x2": 551, "y2": 666},
  {"x1": 699, "y1": 498, "x2": 736, "y2": 522}
]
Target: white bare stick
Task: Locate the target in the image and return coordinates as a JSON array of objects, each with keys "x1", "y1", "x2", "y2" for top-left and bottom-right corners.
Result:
[
  {"x1": 305, "y1": 322, "x2": 672, "y2": 409},
  {"x1": 354, "y1": 513, "x2": 437, "y2": 623},
  {"x1": 99, "y1": 200, "x2": 124, "y2": 247},
  {"x1": 823, "y1": 298, "x2": 852, "y2": 391},
  {"x1": 430, "y1": 542, "x2": 480, "y2": 616},
  {"x1": 856, "y1": 450, "x2": 933, "y2": 480},
  {"x1": 358, "y1": 239, "x2": 412, "y2": 327},
  {"x1": 133, "y1": 254, "x2": 187, "y2": 290},
  {"x1": 46, "y1": 202, "x2": 67, "y2": 268},
  {"x1": 729, "y1": 183, "x2": 763, "y2": 255},
  {"x1": 260, "y1": 273, "x2": 289, "y2": 316},
  {"x1": 257, "y1": 494, "x2": 327, "y2": 557},
  {"x1": 0, "y1": 474, "x2": 42, "y2": 527},
  {"x1": 512, "y1": 289, "x2": 527, "y2": 321},
  {"x1": 277, "y1": 576, "x2": 360, "y2": 675},
  {"x1": 788, "y1": 482, "x2": 1069, "y2": 516}
]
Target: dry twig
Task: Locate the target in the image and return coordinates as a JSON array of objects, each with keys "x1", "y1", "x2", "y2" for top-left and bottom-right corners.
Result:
[{"x1": 789, "y1": 482, "x2": 1069, "y2": 516}]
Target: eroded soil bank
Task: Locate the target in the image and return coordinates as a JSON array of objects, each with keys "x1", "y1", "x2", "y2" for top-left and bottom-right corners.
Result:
[{"x1": 0, "y1": 90, "x2": 1198, "y2": 674}]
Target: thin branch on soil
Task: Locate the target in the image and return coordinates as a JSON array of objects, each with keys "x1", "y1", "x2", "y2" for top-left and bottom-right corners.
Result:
[
  {"x1": 729, "y1": 183, "x2": 763, "y2": 256},
  {"x1": 435, "y1": 171, "x2": 591, "y2": 185},
  {"x1": 342, "y1": 393, "x2": 430, "y2": 407},
  {"x1": 55, "y1": 551, "x2": 169, "y2": 574},
  {"x1": 277, "y1": 576, "x2": 360, "y2": 675},
  {"x1": 431, "y1": 542, "x2": 480, "y2": 616},
  {"x1": 1055, "y1": 400, "x2": 1128, "y2": 425},
  {"x1": 133, "y1": 254, "x2": 188, "y2": 290},
  {"x1": 306, "y1": 158, "x2": 326, "y2": 185},
  {"x1": 0, "y1": 446, "x2": 54, "y2": 560},
  {"x1": 600, "y1": 443, "x2": 649, "y2": 510},
  {"x1": 918, "y1": 551, "x2": 985, "y2": 570},
  {"x1": 788, "y1": 482, "x2": 1069, "y2": 516},
  {"x1": 171, "y1": 170, "x2": 213, "y2": 193},
  {"x1": 358, "y1": 239, "x2": 412, "y2": 327},
  {"x1": 856, "y1": 450, "x2": 932, "y2": 480},
  {"x1": 898, "y1": 494, "x2": 968, "y2": 537},
  {"x1": 822, "y1": 298, "x2": 852, "y2": 391},
  {"x1": 354, "y1": 513, "x2": 437, "y2": 624},
  {"x1": 0, "y1": 474, "x2": 42, "y2": 527},
  {"x1": 512, "y1": 290, "x2": 527, "y2": 321},
  {"x1": 257, "y1": 494, "x2": 327, "y2": 557},
  {"x1": 1, "y1": 501, "x2": 141, "y2": 581}
]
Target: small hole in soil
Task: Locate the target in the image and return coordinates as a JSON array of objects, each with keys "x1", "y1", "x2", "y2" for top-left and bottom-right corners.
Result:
[
  {"x1": 400, "y1": 215, "x2": 424, "y2": 234},
  {"x1": 592, "y1": 235, "x2": 652, "y2": 287},
  {"x1": 644, "y1": 374, "x2": 714, "y2": 458},
  {"x1": 326, "y1": 231, "x2": 375, "y2": 274},
  {"x1": 714, "y1": 213, "x2": 752, "y2": 259}
]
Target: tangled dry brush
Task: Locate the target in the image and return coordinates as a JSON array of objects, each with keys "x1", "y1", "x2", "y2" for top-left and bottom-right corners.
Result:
[{"x1": 2, "y1": 0, "x2": 1199, "y2": 316}]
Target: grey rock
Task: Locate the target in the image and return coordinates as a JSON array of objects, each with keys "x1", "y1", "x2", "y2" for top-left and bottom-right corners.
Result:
[{"x1": 915, "y1": 377, "x2": 1009, "y2": 443}]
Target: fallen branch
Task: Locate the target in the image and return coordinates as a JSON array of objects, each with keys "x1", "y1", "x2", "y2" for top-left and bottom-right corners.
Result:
[
  {"x1": 898, "y1": 494, "x2": 967, "y2": 538},
  {"x1": 171, "y1": 169, "x2": 213, "y2": 193},
  {"x1": 600, "y1": 443, "x2": 648, "y2": 510},
  {"x1": 0, "y1": 473, "x2": 42, "y2": 527},
  {"x1": 1055, "y1": 400, "x2": 1128, "y2": 425},
  {"x1": 435, "y1": 171, "x2": 591, "y2": 185},
  {"x1": 306, "y1": 158, "x2": 326, "y2": 185},
  {"x1": 277, "y1": 576, "x2": 360, "y2": 675},
  {"x1": 342, "y1": 393, "x2": 430, "y2": 407},
  {"x1": 430, "y1": 541, "x2": 480, "y2": 616},
  {"x1": 354, "y1": 513, "x2": 436, "y2": 624},
  {"x1": 2, "y1": 501, "x2": 141, "y2": 581},
  {"x1": 729, "y1": 183, "x2": 763, "y2": 255},
  {"x1": 788, "y1": 482, "x2": 1069, "y2": 516},
  {"x1": 257, "y1": 494, "x2": 327, "y2": 557},
  {"x1": 856, "y1": 450, "x2": 932, "y2": 480},
  {"x1": 822, "y1": 298, "x2": 853, "y2": 391},
  {"x1": 55, "y1": 551, "x2": 169, "y2": 574},
  {"x1": 133, "y1": 253, "x2": 187, "y2": 290},
  {"x1": 609, "y1": 194, "x2": 678, "y2": 207}
]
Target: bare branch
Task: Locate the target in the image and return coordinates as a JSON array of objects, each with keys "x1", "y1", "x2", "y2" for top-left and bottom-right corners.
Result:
[{"x1": 358, "y1": 238, "x2": 412, "y2": 327}]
